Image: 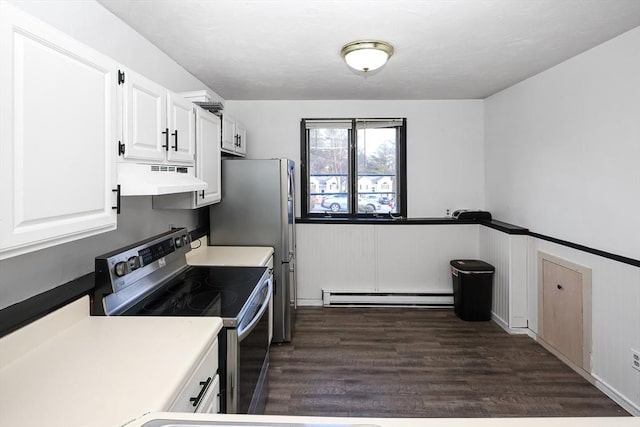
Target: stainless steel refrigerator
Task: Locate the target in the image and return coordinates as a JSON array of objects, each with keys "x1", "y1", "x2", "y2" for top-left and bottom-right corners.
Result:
[{"x1": 209, "y1": 158, "x2": 296, "y2": 343}]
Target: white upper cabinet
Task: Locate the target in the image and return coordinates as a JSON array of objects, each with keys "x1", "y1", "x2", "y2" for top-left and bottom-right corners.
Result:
[
  {"x1": 152, "y1": 107, "x2": 221, "y2": 209},
  {"x1": 195, "y1": 108, "x2": 222, "y2": 206},
  {"x1": 119, "y1": 68, "x2": 195, "y2": 165},
  {"x1": 121, "y1": 69, "x2": 167, "y2": 162},
  {"x1": 0, "y1": 2, "x2": 118, "y2": 259},
  {"x1": 221, "y1": 114, "x2": 247, "y2": 157},
  {"x1": 234, "y1": 121, "x2": 247, "y2": 156},
  {"x1": 167, "y1": 92, "x2": 196, "y2": 164}
]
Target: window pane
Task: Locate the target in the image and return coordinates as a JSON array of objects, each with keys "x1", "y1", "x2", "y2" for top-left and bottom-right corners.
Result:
[
  {"x1": 308, "y1": 128, "x2": 350, "y2": 214},
  {"x1": 356, "y1": 127, "x2": 398, "y2": 214}
]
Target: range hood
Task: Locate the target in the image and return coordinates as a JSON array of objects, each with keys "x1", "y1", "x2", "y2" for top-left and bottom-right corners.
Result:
[{"x1": 117, "y1": 162, "x2": 207, "y2": 196}]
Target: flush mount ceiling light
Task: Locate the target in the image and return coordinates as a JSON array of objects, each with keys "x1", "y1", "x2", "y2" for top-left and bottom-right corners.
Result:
[{"x1": 340, "y1": 40, "x2": 394, "y2": 73}]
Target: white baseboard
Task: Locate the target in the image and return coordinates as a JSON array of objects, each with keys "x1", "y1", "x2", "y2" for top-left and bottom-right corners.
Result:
[
  {"x1": 593, "y1": 374, "x2": 640, "y2": 416},
  {"x1": 491, "y1": 312, "x2": 531, "y2": 335},
  {"x1": 296, "y1": 299, "x2": 323, "y2": 307},
  {"x1": 528, "y1": 330, "x2": 639, "y2": 416}
]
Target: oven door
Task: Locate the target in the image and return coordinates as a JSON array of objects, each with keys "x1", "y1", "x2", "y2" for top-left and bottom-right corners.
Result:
[{"x1": 226, "y1": 277, "x2": 272, "y2": 414}]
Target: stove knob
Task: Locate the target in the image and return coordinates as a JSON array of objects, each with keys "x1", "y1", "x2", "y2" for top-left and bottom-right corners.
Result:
[
  {"x1": 128, "y1": 256, "x2": 141, "y2": 270},
  {"x1": 182, "y1": 235, "x2": 190, "y2": 246},
  {"x1": 114, "y1": 261, "x2": 129, "y2": 277},
  {"x1": 174, "y1": 237, "x2": 183, "y2": 248}
]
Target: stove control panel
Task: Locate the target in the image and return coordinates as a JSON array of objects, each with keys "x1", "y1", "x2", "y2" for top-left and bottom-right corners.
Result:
[{"x1": 94, "y1": 228, "x2": 192, "y2": 295}]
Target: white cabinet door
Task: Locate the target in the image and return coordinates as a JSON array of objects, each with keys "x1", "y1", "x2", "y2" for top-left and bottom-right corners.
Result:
[
  {"x1": 167, "y1": 92, "x2": 195, "y2": 164},
  {"x1": 0, "y1": 2, "x2": 118, "y2": 259},
  {"x1": 221, "y1": 114, "x2": 237, "y2": 152},
  {"x1": 235, "y1": 122, "x2": 247, "y2": 156},
  {"x1": 195, "y1": 109, "x2": 221, "y2": 207},
  {"x1": 195, "y1": 375, "x2": 220, "y2": 413},
  {"x1": 220, "y1": 114, "x2": 247, "y2": 156},
  {"x1": 121, "y1": 68, "x2": 167, "y2": 162}
]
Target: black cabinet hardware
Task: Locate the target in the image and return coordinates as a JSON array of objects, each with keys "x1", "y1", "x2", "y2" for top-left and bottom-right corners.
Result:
[
  {"x1": 117, "y1": 70, "x2": 125, "y2": 85},
  {"x1": 189, "y1": 376, "x2": 212, "y2": 407},
  {"x1": 171, "y1": 129, "x2": 178, "y2": 151},
  {"x1": 162, "y1": 128, "x2": 169, "y2": 151},
  {"x1": 200, "y1": 190, "x2": 205, "y2": 199},
  {"x1": 112, "y1": 185, "x2": 121, "y2": 214},
  {"x1": 557, "y1": 284, "x2": 563, "y2": 290},
  {"x1": 118, "y1": 141, "x2": 125, "y2": 156}
]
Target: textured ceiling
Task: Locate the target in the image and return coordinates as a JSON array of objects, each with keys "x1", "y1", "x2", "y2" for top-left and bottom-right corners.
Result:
[{"x1": 97, "y1": 0, "x2": 640, "y2": 100}]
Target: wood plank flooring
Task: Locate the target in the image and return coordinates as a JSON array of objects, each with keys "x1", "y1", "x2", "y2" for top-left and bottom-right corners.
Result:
[{"x1": 265, "y1": 307, "x2": 629, "y2": 418}]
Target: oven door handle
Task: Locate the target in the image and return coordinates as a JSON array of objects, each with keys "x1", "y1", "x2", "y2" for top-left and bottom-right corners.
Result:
[{"x1": 238, "y1": 278, "x2": 272, "y2": 341}]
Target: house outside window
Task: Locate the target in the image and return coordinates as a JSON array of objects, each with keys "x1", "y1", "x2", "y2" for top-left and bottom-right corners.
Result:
[{"x1": 300, "y1": 118, "x2": 407, "y2": 218}]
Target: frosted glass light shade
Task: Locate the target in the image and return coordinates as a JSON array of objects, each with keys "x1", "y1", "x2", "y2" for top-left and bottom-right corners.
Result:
[{"x1": 340, "y1": 40, "x2": 394, "y2": 73}]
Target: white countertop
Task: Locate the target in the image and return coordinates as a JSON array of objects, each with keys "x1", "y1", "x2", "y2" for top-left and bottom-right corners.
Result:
[
  {"x1": 0, "y1": 297, "x2": 223, "y2": 427},
  {"x1": 187, "y1": 243, "x2": 274, "y2": 267},
  {"x1": 126, "y1": 412, "x2": 640, "y2": 427}
]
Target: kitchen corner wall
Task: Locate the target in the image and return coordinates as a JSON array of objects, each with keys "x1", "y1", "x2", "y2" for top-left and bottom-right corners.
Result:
[
  {"x1": 484, "y1": 26, "x2": 640, "y2": 414},
  {"x1": 0, "y1": 0, "x2": 216, "y2": 310}
]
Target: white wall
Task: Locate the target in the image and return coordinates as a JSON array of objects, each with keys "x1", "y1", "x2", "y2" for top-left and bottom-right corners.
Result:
[
  {"x1": 485, "y1": 26, "x2": 640, "y2": 261},
  {"x1": 484, "y1": 26, "x2": 640, "y2": 414},
  {"x1": 225, "y1": 100, "x2": 485, "y2": 218},
  {"x1": 0, "y1": 0, "x2": 216, "y2": 310}
]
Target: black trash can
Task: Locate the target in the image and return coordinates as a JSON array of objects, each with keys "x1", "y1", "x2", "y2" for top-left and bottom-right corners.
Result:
[{"x1": 450, "y1": 259, "x2": 495, "y2": 321}]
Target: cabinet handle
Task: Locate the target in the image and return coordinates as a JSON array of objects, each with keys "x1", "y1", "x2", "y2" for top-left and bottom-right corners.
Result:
[
  {"x1": 189, "y1": 376, "x2": 212, "y2": 407},
  {"x1": 234, "y1": 134, "x2": 239, "y2": 147},
  {"x1": 171, "y1": 129, "x2": 178, "y2": 151},
  {"x1": 200, "y1": 190, "x2": 205, "y2": 199},
  {"x1": 162, "y1": 128, "x2": 169, "y2": 151},
  {"x1": 112, "y1": 185, "x2": 121, "y2": 214},
  {"x1": 238, "y1": 135, "x2": 242, "y2": 147},
  {"x1": 118, "y1": 141, "x2": 125, "y2": 156}
]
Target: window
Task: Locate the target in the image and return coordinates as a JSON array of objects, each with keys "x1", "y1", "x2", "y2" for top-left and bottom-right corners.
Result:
[{"x1": 300, "y1": 118, "x2": 406, "y2": 218}]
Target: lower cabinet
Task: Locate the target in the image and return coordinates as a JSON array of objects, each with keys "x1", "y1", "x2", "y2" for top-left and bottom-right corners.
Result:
[
  {"x1": 170, "y1": 339, "x2": 220, "y2": 413},
  {"x1": 0, "y1": 2, "x2": 118, "y2": 260},
  {"x1": 196, "y1": 375, "x2": 220, "y2": 414}
]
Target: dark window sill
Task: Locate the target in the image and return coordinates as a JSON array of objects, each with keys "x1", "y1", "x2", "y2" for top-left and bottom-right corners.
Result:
[{"x1": 297, "y1": 216, "x2": 496, "y2": 227}]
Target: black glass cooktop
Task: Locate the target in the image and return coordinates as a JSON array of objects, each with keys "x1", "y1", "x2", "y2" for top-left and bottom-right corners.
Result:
[{"x1": 122, "y1": 266, "x2": 268, "y2": 320}]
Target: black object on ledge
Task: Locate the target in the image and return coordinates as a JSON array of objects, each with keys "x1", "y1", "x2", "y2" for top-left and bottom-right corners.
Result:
[{"x1": 451, "y1": 209, "x2": 492, "y2": 220}]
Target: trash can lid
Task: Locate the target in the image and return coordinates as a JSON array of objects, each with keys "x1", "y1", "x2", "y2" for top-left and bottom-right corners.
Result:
[{"x1": 450, "y1": 259, "x2": 495, "y2": 272}]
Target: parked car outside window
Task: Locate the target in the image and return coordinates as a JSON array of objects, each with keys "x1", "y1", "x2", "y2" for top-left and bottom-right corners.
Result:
[{"x1": 320, "y1": 194, "x2": 382, "y2": 213}]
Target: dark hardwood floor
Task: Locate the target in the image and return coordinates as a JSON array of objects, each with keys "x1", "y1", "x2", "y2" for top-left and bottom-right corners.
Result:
[{"x1": 265, "y1": 307, "x2": 629, "y2": 418}]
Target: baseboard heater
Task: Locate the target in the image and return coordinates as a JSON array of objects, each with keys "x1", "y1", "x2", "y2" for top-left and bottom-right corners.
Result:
[{"x1": 322, "y1": 290, "x2": 454, "y2": 307}]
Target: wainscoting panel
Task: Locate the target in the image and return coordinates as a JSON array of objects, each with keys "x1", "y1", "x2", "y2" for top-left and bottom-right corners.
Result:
[
  {"x1": 296, "y1": 224, "x2": 479, "y2": 305},
  {"x1": 479, "y1": 227, "x2": 510, "y2": 327},
  {"x1": 376, "y1": 224, "x2": 479, "y2": 293},
  {"x1": 479, "y1": 227, "x2": 528, "y2": 329},
  {"x1": 509, "y1": 235, "x2": 529, "y2": 328},
  {"x1": 296, "y1": 224, "x2": 376, "y2": 305}
]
